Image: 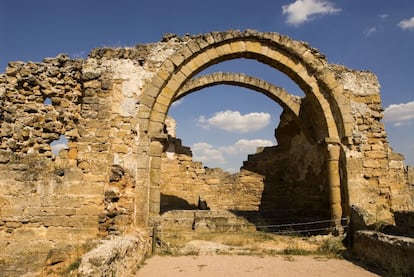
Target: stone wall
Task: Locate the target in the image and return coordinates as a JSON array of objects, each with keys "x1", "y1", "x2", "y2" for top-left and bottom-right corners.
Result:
[
  {"x1": 352, "y1": 230, "x2": 414, "y2": 275},
  {"x1": 331, "y1": 65, "x2": 413, "y2": 224},
  {"x1": 158, "y1": 210, "x2": 256, "y2": 232},
  {"x1": 160, "y1": 134, "x2": 264, "y2": 213},
  {"x1": 0, "y1": 56, "x2": 103, "y2": 276},
  {"x1": 0, "y1": 38, "x2": 185, "y2": 275},
  {"x1": 0, "y1": 31, "x2": 413, "y2": 275},
  {"x1": 239, "y1": 66, "x2": 413, "y2": 225},
  {"x1": 407, "y1": 166, "x2": 414, "y2": 186},
  {"x1": 242, "y1": 109, "x2": 330, "y2": 222}
]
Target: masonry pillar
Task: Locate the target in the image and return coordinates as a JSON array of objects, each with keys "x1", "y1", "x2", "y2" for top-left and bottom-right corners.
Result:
[
  {"x1": 148, "y1": 136, "x2": 168, "y2": 226},
  {"x1": 327, "y1": 142, "x2": 343, "y2": 234}
]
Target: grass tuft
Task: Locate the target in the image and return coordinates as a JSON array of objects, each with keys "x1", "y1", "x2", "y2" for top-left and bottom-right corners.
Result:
[{"x1": 156, "y1": 229, "x2": 347, "y2": 259}]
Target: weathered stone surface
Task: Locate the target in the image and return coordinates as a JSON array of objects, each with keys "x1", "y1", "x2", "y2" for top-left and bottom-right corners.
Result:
[
  {"x1": 353, "y1": 230, "x2": 414, "y2": 276},
  {"x1": 160, "y1": 136, "x2": 265, "y2": 213},
  {"x1": 159, "y1": 210, "x2": 256, "y2": 232},
  {"x1": 77, "y1": 232, "x2": 151, "y2": 277},
  {"x1": 0, "y1": 31, "x2": 413, "y2": 276}
]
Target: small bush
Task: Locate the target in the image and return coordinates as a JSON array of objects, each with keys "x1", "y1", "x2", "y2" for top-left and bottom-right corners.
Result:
[
  {"x1": 62, "y1": 257, "x2": 81, "y2": 275},
  {"x1": 283, "y1": 246, "x2": 312, "y2": 256},
  {"x1": 316, "y1": 237, "x2": 345, "y2": 258}
]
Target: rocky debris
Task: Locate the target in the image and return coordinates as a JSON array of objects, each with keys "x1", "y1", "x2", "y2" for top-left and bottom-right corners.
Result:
[
  {"x1": 100, "y1": 165, "x2": 135, "y2": 236},
  {"x1": 77, "y1": 233, "x2": 151, "y2": 277},
  {"x1": 179, "y1": 240, "x2": 243, "y2": 255}
]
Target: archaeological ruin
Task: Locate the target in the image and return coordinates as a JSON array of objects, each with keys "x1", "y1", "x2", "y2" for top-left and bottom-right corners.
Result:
[{"x1": 0, "y1": 30, "x2": 413, "y2": 276}]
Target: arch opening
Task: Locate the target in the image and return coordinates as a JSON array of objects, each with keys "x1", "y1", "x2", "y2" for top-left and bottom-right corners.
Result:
[
  {"x1": 142, "y1": 32, "x2": 346, "y2": 231},
  {"x1": 158, "y1": 74, "x2": 333, "y2": 232},
  {"x1": 148, "y1": 49, "x2": 336, "y2": 143}
]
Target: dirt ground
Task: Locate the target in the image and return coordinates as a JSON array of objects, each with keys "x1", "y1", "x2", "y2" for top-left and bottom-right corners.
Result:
[{"x1": 136, "y1": 254, "x2": 380, "y2": 277}]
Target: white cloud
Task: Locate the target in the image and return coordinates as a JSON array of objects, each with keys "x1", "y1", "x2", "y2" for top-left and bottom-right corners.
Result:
[
  {"x1": 192, "y1": 142, "x2": 226, "y2": 164},
  {"x1": 197, "y1": 110, "x2": 271, "y2": 133},
  {"x1": 398, "y1": 17, "x2": 414, "y2": 30},
  {"x1": 282, "y1": 0, "x2": 341, "y2": 26},
  {"x1": 365, "y1": 27, "x2": 377, "y2": 36},
  {"x1": 198, "y1": 115, "x2": 207, "y2": 124},
  {"x1": 71, "y1": 50, "x2": 87, "y2": 59},
  {"x1": 220, "y1": 139, "x2": 274, "y2": 155},
  {"x1": 383, "y1": 101, "x2": 414, "y2": 126},
  {"x1": 171, "y1": 99, "x2": 183, "y2": 107},
  {"x1": 50, "y1": 135, "x2": 68, "y2": 155},
  {"x1": 51, "y1": 143, "x2": 68, "y2": 155},
  {"x1": 379, "y1": 14, "x2": 389, "y2": 19},
  {"x1": 191, "y1": 139, "x2": 275, "y2": 169}
]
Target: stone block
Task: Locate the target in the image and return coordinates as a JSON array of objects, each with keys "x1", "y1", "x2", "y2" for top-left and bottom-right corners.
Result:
[
  {"x1": 240, "y1": 175, "x2": 262, "y2": 183},
  {"x1": 112, "y1": 144, "x2": 129, "y2": 153},
  {"x1": 389, "y1": 160, "x2": 404, "y2": 169},
  {"x1": 205, "y1": 178, "x2": 220, "y2": 185},
  {"x1": 363, "y1": 159, "x2": 380, "y2": 168},
  {"x1": 83, "y1": 173, "x2": 107, "y2": 182}
]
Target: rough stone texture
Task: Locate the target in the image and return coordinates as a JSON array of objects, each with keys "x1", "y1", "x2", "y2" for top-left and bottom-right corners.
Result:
[
  {"x1": 177, "y1": 72, "x2": 302, "y2": 116},
  {"x1": 331, "y1": 65, "x2": 413, "y2": 223},
  {"x1": 408, "y1": 166, "x2": 414, "y2": 186},
  {"x1": 353, "y1": 230, "x2": 414, "y2": 276},
  {"x1": 393, "y1": 211, "x2": 414, "y2": 238},
  {"x1": 243, "y1": 109, "x2": 330, "y2": 223},
  {"x1": 0, "y1": 30, "x2": 413, "y2": 275},
  {"x1": 0, "y1": 42, "x2": 180, "y2": 276},
  {"x1": 160, "y1": 135, "x2": 264, "y2": 213},
  {"x1": 158, "y1": 210, "x2": 256, "y2": 233},
  {"x1": 77, "y1": 232, "x2": 151, "y2": 277}
]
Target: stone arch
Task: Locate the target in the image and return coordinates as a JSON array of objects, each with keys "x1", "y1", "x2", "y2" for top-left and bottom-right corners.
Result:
[
  {"x1": 143, "y1": 31, "x2": 350, "y2": 140},
  {"x1": 174, "y1": 72, "x2": 318, "y2": 143},
  {"x1": 140, "y1": 30, "x2": 349, "y2": 229},
  {"x1": 176, "y1": 72, "x2": 302, "y2": 117}
]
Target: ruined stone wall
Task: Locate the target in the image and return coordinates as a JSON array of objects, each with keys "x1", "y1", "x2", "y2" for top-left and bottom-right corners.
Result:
[
  {"x1": 331, "y1": 65, "x2": 413, "y2": 224},
  {"x1": 160, "y1": 136, "x2": 264, "y2": 213},
  {"x1": 0, "y1": 38, "x2": 184, "y2": 275},
  {"x1": 242, "y1": 109, "x2": 330, "y2": 221},
  {"x1": 240, "y1": 66, "x2": 413, "y2": 224},
  {"x1": 0, "y1": 31, "x2": 413, "y2": 275},
  {"x1": 0, "y1": 56, "x2": 102, "y2": 275},
  {"x1": 159, "y1": 108, "x2": 331, "y2": 223}
]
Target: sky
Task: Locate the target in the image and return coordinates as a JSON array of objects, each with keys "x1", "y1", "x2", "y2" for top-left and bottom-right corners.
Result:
[{"x1": 1, "y1": 0, "x2": 413, "y2": 171}]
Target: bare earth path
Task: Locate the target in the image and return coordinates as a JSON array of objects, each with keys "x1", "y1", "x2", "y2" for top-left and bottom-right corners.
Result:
[{"x1": 136, "y1": 254, "x2": 380, "y2": 277}]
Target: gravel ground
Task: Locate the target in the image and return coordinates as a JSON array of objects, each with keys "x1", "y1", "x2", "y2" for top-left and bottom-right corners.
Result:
[{"x1": 136, "y1": 254, "x2": 380, "y2": 277}]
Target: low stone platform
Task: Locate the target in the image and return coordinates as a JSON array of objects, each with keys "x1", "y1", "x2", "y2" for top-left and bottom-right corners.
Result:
[
  {"x1": 158, "y1": 210, "x2": 257, "y2": 232},
  {"x1": 353, "y1": 230, "x2": 414, "y2": 276}
]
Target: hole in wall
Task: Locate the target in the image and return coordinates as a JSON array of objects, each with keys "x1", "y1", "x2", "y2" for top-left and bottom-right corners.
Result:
[
  {"x1": 44, "y1": 97, "x2": 52, "y2": 105},
  {"x1": 50, "y1": 135, "x2": 68, "y2": 156}
]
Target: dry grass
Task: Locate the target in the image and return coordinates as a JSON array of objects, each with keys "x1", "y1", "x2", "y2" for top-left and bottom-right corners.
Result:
[{"x1": 155, "y1": 229, "x2": 346, "y2": 258}]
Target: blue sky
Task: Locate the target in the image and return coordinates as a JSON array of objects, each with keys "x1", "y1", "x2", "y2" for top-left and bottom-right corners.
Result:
[{"x1": 1, "y1": 0, "x2": 413, "y2": 171}]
